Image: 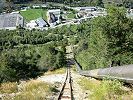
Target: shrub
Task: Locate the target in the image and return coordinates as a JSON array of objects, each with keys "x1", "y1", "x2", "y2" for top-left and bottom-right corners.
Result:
[
  {"x1": 91, "y1": 80, "x2": 124, "y2": 100},
  {"x1": 14, "y1": 80, "x2": 53, "y2": 100},
  {"x1": 0, "y1": 82, "x2": 18, "y2": 94},
  {"x1": 78, "y1": 77, "x2": 127, "y2": 100}
]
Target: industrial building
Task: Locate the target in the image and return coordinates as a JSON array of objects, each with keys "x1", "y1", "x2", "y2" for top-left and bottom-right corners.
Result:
[
  {"x1": 47, "y1": 9, "x2": 61, "y2": 26},
  {"x1": 0, "y1": 13, "x2": 24, "y2": 30}
]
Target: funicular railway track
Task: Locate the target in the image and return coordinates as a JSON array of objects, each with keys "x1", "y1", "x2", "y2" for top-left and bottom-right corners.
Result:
[{"x1": 58, "y1": 67, "x2": 73, "y2": 100}]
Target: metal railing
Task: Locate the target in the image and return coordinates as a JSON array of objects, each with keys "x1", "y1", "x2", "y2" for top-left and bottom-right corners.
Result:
[{"x1": 74, "y1": 59, "x2": 133, "y2": 83}]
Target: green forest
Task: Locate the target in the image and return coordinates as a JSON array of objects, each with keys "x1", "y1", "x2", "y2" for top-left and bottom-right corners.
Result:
[
  {"x1": 0, "y1": 28, "x2": 67, "y2": 83},
  {"x1": 75, "y1": 6, "x2": 133, "y2": 70},
  {"x1": 0, "y1": 0, "x2": 133, "y2": 8},
  {"x1": 0, "y1": 4, "x2": 133, "y2": 84}
]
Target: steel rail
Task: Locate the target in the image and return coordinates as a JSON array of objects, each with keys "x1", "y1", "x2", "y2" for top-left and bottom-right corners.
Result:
[{"x1": 58, "y1": 67, "x2": 73, "y2": 100}]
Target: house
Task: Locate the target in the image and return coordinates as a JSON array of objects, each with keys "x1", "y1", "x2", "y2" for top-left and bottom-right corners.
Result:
[
  {"x1": 73, "y1": 7, "x2": 97, "y2": 12},
  {"x1": 128, "y1": 9, "x2": 133, "y2": 14},
  {"x1": 32, "y1": 5, "x2": 40, "y2": 9},
  {"x1": 36, "y1": 17, "x2": 49, "y2": 27},
  {"x1": 47, "y1": 9, "x2": 61, "y2": 26},
  {"x1": 32, "y1": 4, "x2": 47, "y2": 8},
  {"x1": 41, "y1": 4, "x2": 47, "y2": 8},
  {"x1": 76, "y1": 7, "x2": 106, "y2": 18},
  {"x1": 26, "y1": 17, "x2": 49, "y2": 30},
  {"x1": 0, "y1": 13, "x2": 24, "y2": 30},
  {"x1": 127, "y1": 9, "x2": 133, "y2": 19},
  {"x1": 26, "y1": 20, "x2": 37, "y2": 29}
]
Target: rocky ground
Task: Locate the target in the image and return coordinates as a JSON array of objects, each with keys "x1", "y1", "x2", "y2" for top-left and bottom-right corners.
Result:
[
  {"x1": 1, "y1": 68, "x2": 132, "y2": 100},
  {"x1": 71, "y1": 71, "x2": 91, "y2": 100},
  {"x1": 36, "y1": 69, "x2": 91, "y2": 100},
  {"x1": 37, "y1": 73, "x2": 66, "y2": 99}
]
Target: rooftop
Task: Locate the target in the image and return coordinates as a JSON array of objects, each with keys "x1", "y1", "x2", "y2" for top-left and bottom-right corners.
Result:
[
  {"x1": 48, "y1": 9, "x2": 60, "y2": 13},
  {"x1": 36, "y1": 17, "x2": 48, "y2": 27},
  {"x1": 0, "y1": 13, "x2": 24, "y2": 29},
  {"x1": 73, "y1": 7, "x2": 97, "y2": 11}
]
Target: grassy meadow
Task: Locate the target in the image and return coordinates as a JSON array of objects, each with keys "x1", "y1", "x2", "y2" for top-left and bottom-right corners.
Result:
[
  {"x1": 20, "y1": 9, "x2": 47, "y2": 21},
  {"x1": 78, "y1": 77, "x2": 132, "y2": 100}
]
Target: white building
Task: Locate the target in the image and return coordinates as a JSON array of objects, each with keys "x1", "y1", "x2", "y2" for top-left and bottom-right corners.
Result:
[
  {"x1": 47, "y1": 9, "x2": 61, "y2": 26},
  {"x1": 32, "y1": 4, "x2": 47, "y2": 8},
  {"x1": 32, "y1": 5, "x2": 40, "y2": 9},
  {"x1": 76, "y1": 7, "x2": 107, "y2": 18},
  {"x1": 73, "y1": 7, "x2": 97, "y2": 11},
  {"x1": 0, "y1": 13, "x2": 24, "y2": 30}
]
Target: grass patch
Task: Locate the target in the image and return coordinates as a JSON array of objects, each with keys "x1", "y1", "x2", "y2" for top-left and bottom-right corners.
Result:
[
  {"x1": 1, "y1": 80, "x2": 58, "y2": 100},
  {"x1": 67, "y1": 13, "x2": 75, "y2": 19},
  {"x1": 20, "y1": 9, "x2": 47, "y2": 21},
  {"x1": 44, "y1": 68, "x2": 66, "y2": 75},
  {"x1": 22, "y1": 80, "x2": 50, "y2": 92},
  {"x1": 78, "y1": 77, "x2": 101, "y2": 91},
  {"x1": 65, "y1": 9, "x2": 77, "y2": 19},
  {"x1": 14, "y1": 80, "x2": 57, "y2": 100},
  {"x1": 0, "y1": 82, "x2": 18, "y2": 94},
  {"x1": 78, "y1": 77, "x2": 129, "y2": 100},
  {"x1": 71, "y1": 65, "x2": 78, "y2": 72},
  {"x1": 91, "y1": 80, "x2": 125, "y2": 100}
]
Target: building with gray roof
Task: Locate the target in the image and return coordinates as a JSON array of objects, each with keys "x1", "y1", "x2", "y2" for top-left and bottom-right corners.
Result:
[
  {"x1": 0, "y1": 13, "x2": 24, "y2": 30},
  {"x1": 36, "y1": 17, "x2": 49, "y2": 28}
]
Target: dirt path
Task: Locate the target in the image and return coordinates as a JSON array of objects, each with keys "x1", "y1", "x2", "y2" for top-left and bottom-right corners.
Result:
[
  {"x1": 71, "y1": 71, "x2": 91, "y2": 100},
  {"x1": 37, "y1": 73, "x2": 66, "y2": 84},
  {"x1": 36, "y1": 69, "x2": 90, "y2": 100},
  {"x1": 36, "y1": 73, "x2": 66, "y2": 99}
]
